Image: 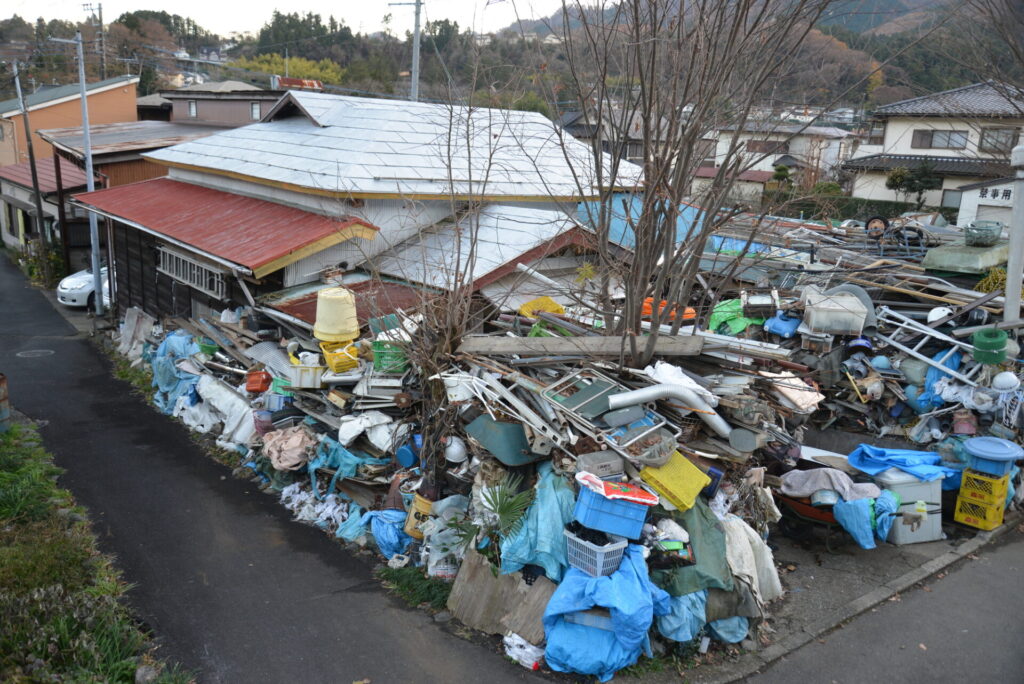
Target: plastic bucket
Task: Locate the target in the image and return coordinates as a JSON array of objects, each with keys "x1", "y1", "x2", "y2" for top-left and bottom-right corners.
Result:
[{"x1": 403, "y1": 493, "x2": 433, "y2": 540}]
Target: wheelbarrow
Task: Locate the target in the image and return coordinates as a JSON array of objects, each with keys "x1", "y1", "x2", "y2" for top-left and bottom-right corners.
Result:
[{"x1": 773, "y1": 491, "x2": 848, "y2": 553}]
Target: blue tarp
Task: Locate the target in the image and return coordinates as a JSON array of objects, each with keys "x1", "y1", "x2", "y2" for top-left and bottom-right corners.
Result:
[
  {"x1": 833, "y1": 490, "x2": 900, "y2": 550},
  {"x1": 307, "y1": 436, "x2": 390, "y2": 500},
  {"x1": 912, "y1": 349, "x2": 963, "y2": 412},
  {"x1": 577, "y1": 193, "x2": 703, "y2": 249},
  {"x1": 500, "y1": 462, "x2": 576, "y2": 582},
  {"x1": 657, "y1": 590, "x2": 707, "y2": 643},
  {"x1": 150, "y1": 330, "x2": 201, "y2": 414},
  {"x1": 848, "y1": 443, "x2": 958, "y2": 485},
  {"x1": 359, "y1": 509, "x2": 413, "y2": 559},
  {"x1": 544, "y1": 545, "x2": 671, "y2": 681}
]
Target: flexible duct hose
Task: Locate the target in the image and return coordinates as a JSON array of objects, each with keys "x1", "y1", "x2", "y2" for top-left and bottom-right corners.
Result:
[{"x1": 607, "y1": 385, "x2": 733, "y2": 438}]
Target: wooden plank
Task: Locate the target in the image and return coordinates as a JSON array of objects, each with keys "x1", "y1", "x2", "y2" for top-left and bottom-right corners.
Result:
[{"x1": 458, "y1": 334, "x2": 704, "y2": 357}]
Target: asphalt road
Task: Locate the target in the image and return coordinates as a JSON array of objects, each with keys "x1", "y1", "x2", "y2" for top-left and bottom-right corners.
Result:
[
  {"x1": 748, "y1": 527, "x2": 1024, "y2": 683},
  {"x1": 0, "y1": 257, "x2": 538, "y2": 683}
]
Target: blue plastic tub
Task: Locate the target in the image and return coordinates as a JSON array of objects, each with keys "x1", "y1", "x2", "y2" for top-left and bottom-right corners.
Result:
[
  {"x1": 963, "y1": 436, "x2": 1023, "y2": 477},
  {"x1": 573, "y1": 487, "x2": 648, "y2": 539}
]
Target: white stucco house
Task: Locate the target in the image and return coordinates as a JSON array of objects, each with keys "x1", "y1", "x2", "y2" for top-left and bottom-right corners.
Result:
[
  {"x1": 712, "y1": 123, "x2": 853, "y2": 184},
  {"x1": 956, "y1": 177, "x2": 1014, "y2": 226},
  {"x1": 842, "y1": 82, "x2": 1022, "y2": 212}
]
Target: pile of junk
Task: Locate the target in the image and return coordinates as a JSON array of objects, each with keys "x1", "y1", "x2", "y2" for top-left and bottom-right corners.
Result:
[{"x1": 111, "y1": 272, "x2": 1024, "y2": 680}]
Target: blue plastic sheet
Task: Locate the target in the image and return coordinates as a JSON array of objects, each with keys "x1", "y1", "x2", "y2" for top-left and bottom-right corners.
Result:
[
  {"x1": 657, "y1": 590, "x2": 707, "y2": 643},
  {"x1": 500, "y1": 462, "x2": 576, "y2": 582},
  {"x1": 577, "y1": 194, "x2": 703, "y2": 249},
  {"x1": 707, "y1": 616, "x2": 749, "y2": 643},
  {"x1": 848, "y1": 443, "x2": 958, "y2": 484},
  {"x1": 833, "y1": 491, "x2": 901, "y2": 550},
  {"x1": 914, "y1": 349, "x2": 962, "y2": 411},
  {"x1": 543, "y1": 545, "x2": 671, "y2": 682},
  {"x1": 336, "y1": 504, "x2": 367, "y2": 541},
  {"x1": 150, "y1": 330, "x2": 201, "y2": 414},
  {"x1": 307, "y1": 436, "x2": 390, "y2": 500},
  {"x1": 359, "y1": 509, "x2": 413, "y2": 559}
]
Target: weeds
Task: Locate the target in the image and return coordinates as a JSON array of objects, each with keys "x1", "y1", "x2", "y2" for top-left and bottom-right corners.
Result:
[
  {"x1": 377, "y1": 566, "x2": 453, "y2": 611},
  {"x1": 100, "y1": 342, "x2": 156, "y2": 402},
  {"x1": 0, "y1": 424, "x2": 189, "y2": 682}
]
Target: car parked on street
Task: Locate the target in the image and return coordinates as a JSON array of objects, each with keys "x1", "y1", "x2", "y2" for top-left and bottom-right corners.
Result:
[{"x1": 56, "y1": 266, "x2": 109, "y2": 309}]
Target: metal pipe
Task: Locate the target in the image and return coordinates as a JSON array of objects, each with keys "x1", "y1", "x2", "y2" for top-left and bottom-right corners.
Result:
[
  {"x1": 607, "y1": 385, "x2": 733, "y2": 438},
  {"x1": 1004, "y1": 144, "x2": 1024, "y2": 324}
]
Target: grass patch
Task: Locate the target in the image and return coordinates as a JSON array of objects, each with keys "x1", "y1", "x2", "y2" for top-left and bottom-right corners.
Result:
[
  {"x1": 0, "y1": 424, "x2": 191, "y2": 682},
  {"x1": 377, "y1": 566, "x2": 452, "y2": 611},
  {"x1": 101, "y1": 342, "x2": 156, "y2": 402}
]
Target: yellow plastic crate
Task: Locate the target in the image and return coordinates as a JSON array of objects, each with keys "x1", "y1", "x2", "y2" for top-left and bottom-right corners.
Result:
[
  {"x1": 640, "y1": 451, "x2": 711, "y2": 511},
  {"x1": 954, "y1": 496, "x2": 1004, "y2": 531},
  {"x1": 320, "y1": 340, "x2": 359, "y2": 372},
  {"x1": 959, "y1": 469, "x2": 1009, "y2": 507}
]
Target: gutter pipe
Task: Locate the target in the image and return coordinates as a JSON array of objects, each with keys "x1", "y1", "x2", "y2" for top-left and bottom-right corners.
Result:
[{"x1": 607, "y1": 385, "x2": 733, "y2": 439}]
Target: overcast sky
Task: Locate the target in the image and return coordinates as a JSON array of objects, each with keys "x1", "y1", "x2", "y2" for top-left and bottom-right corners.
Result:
[{"x1": 7, "y1": 1, "x2": 564, "y2": 39}]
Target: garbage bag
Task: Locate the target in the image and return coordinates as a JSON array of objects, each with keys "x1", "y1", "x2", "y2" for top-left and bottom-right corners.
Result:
[
  {"x1": 500, "y1": 462, "x2": 576, "y2": 582},
  {"x1": 543, "y1": 545, "x2": 671, "y2": 682},
  {"x1": 650, "y1": 499, "x2": 734, "y2": 596},
  {"x1": 658, "y1": 590, "x2": 707, "y2": 643},
  {"x1": 195, "y1": 374, "x2": 258, "y2": 448},
  {"x1": 503, "y1": 633, "x2": 544, "y2": 671},
  {"x1": 832, "y1": 497, "x2": 877, "y2": 549},
  {"x1": 707, "y1": 616, "x2": 749, "y2": 643},
  {"x1": 873, "y1": 490, "x2": 900, "y2": 542},
  {"x1": 848, "y1": 443, "x2": 957, "y2": 483},
  {"x1": 359, "y1": 509, "x2": 413, "y2": 559}
]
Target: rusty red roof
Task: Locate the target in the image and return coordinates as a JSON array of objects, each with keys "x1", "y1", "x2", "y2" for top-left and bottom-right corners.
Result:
[
  {"x1": 268, "y1": 278, "x2": 430, "y2": 326},
  {"x1": 0, "y1": 156, "x2": 90, "y2": 194},
  {"x1": 73, "y1": 178, "x2": 378, "y2": 277}
]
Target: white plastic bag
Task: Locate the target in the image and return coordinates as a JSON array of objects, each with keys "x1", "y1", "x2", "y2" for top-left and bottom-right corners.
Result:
[{"x1": 503, "y1": 633, "x2": 544, "y2": 671}]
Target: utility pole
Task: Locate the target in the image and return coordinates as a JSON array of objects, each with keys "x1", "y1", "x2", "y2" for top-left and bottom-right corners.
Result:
[
  {"x1": 12, "y1": 60, "x2": 52, "y2": 285},
  {"x1": 389, "y1": 0, "x2": 423, "y2": 101},
  {"x1": 84, "y1": 3, "x2": 106, "y2": 79},
  {"x1": 52, "y1": 32, "x2": 104, "y2": 317},
  {"x1": 1004, "y1": 143, "x2": 1024, "y2": 324}
]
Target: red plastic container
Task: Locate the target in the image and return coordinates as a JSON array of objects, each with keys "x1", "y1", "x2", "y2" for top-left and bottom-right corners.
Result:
[{"x1": 246, "y1": 370, "x2": 272, "y2": 393}]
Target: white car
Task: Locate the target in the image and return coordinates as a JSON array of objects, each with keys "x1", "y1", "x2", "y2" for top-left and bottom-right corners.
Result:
[{"x1": 56, "y1": 266, "x2": 110, "y2": 309}]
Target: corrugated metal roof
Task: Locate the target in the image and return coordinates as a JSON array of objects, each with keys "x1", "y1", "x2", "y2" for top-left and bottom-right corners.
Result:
[
  {"x1": 0, "y1": 156, "x2": 90, "y2": 194},
  {"x1": 72, "y1": 178, "x2": 379, "y2": 277},
  {"x1": 873, "y1": 82, "x2": 1024, "y2": 118},
  {"x1": 694, "y1": 166, "x2": 774, "y2": 183},
  {"x1": 372, "y1": 204, "x2": 585, "y2": 289},
  {"x1": 38, "y1": 121, "x2": 229, "y2": 159},
  {"x1": 842, "y1": 153, "x2": 1012, "y2": 177},
  {"x1": 144, "y1": 90, "x2": 642, "y2": 200},
  {"x1": 0, "y1": 75, "x2": 138, "y2": 117},
  {"x1": 717, "y1": 123, "x2": 851, "y2": 138}
]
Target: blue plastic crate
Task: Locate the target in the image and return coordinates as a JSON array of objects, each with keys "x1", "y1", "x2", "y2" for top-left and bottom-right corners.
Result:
[
  {"x1": 964, "y1": 437, "x2": 1022, "y2": 477},
  {"x1": 573, "y1": 487, "x2": 647, "y2": 539}
]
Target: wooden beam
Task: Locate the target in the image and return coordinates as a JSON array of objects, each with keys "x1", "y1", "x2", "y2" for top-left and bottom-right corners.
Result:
[{"x1": 458, "y1": 334, "x2": 704, "y2": 357}]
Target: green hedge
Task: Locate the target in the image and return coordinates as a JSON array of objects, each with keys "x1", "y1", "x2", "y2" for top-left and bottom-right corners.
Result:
[{"x1": 767, "y1": 195, "x2": 958, "y2": 224}]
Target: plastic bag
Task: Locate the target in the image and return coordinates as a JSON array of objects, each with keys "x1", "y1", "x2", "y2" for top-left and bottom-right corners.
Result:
[
  {"x1": 360, "y1": 509, "x2": 414, "y2": 559},
  {"x1": 503, "y1": 633, "x2": 544, "y2": 671},
  {"x1": 500, "y1": 462, "x2": 576, "y2": 582}
]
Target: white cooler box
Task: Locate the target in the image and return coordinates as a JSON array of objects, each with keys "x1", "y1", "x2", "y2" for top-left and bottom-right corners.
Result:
[{"x1": 873, "y1": 468, "x2": 943, "y2": 545}]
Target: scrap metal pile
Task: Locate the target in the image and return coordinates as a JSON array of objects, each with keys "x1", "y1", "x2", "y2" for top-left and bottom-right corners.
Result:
[{"x1": 111, "y1": 250, "x2": 1024, "y2": 677}]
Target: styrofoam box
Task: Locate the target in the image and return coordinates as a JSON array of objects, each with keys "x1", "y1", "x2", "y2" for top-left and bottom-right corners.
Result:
[{"x1": 873, "y1": 468, "x2": 943, "y2": 545}]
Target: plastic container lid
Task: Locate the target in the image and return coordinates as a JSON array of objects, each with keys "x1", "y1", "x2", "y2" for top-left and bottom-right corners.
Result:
[{"x1": 963, "y1": 436, "x2": 1024, "y2": 462}]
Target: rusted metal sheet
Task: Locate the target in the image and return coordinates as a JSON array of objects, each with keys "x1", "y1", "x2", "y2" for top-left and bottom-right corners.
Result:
[
  {"x1": 266, "y1": 278, "x2": 428, "y2": 326},
  {"x1": 0, "y1": 156, "x2": 88, "y2": 193},
  {"x1": 73, "y1": 178, "x2": 379, "y2": 276},
  {"x1": 38, "y1": 120, "x2": 227, "y2": 158}
]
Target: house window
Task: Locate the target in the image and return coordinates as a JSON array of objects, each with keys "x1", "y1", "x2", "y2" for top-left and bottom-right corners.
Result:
[
  {"x1": 187, "y1": 100, "x2": 197, "y2": 118},
  {"x1": 979, "y1": 128, "x2": 1018, "y2": 155},
  {"x1": 156, "y1": 246, "x2": 227, "y2": 299},
  {"x1": 1003, "y1": 189, "x2": 1012, "y2": 200},
  {"x1": 746, "y1": 140, "x2": 789, "y2": 155},
  {"x1": 941, "y1": 189, "x2": 962, "y2": 208},
  {"x1": 250, "y1": 101, "x2": 260, "y2": 121},
  {"x1": 866, "y1": 123, "x2": 885, "y2": 145},
  {"x1": 911, "y1": 129, "x2": 967, "y2": 150}
]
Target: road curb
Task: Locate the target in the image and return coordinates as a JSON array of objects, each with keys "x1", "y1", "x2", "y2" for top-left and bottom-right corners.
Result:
[{"x1": 699, "y1": 509, "x2": 1022, "y2": 684}]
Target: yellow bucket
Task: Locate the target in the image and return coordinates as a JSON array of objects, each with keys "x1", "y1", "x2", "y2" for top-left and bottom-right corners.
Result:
[{"x1": 404, "y1": 493, "x2": 433, "y2": 540}]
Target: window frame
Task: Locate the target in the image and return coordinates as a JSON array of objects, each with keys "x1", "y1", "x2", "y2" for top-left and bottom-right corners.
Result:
[
  {"x1": 155, "y1": 246, "x2": 228, "y2": 300},
  {"x1": 979, "y1": 127, "x2": 1019, "y2": 155},
  {"x1": 250, "y1": 101, "x2": 261, "y2": 121},
  {"x1": 911, "y1": 128, "x2": 968, "y2": 150},
  {"x1": 187, "y1": 100, "x2": 197, "y2": 118}
]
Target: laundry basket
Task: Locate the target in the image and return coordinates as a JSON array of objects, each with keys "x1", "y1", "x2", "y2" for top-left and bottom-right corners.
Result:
[{"x1": 564, "y1": 526, "x2": 627, "y2": 577}]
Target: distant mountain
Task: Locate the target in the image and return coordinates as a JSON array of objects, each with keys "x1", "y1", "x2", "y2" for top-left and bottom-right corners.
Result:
[{"x1": 817, "y1": 0, "x2": 945, "y2": 34}]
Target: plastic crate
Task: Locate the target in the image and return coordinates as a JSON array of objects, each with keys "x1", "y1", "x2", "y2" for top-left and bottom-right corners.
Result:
[
  {"x1": 577, "y1": 451, "x2": 625, "y2": 479},
  {"x1": 372, "y1": 341, "x2": 409, "y2": 373},
  {"x1": 573, "y1": 487, "x2": 647, "y2": 539},
  {"x1": 959, "y1": 469, "x2": 1010, "y2": 507},
  {"x1": 954, "y1": 496, "x2": 1004, "y2": 531},
  {"x1": 320, "y1": 340, "x2": 359, "y2": 372},
  {"x1": 640, "y1": 451, "x2": 712, "y2": 511},
  {"x1": 289, "y1": 364, "x2": 326, "y2": 389},
  {"x1": 563, "y1": 608, "x2": 614, "y2": 631},
  {"x1": 564, "y1": 526, "x2": 627, "y2": 577}
]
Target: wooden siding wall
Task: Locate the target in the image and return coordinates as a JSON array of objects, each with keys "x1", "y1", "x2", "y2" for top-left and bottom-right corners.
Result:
[{"x1": 100, "y1": 160, "x2": 168, "y2": 187}]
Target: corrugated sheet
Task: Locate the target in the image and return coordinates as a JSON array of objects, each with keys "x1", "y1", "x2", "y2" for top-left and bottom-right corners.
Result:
[
  {"x1": 0, "y1": 157, "x2": 89, "y2": 193},
  {"x1": 265, "y1": 277, "x2": 429, "y2": 325},
  {"x1": 39, "y1": 120, "x2": 228, "y2": 157},
  {"x1": 73, "y1": 178, "x2": 378, "y2": 274},
  {"x1": 145, "y1": 91, "x2": 642, "y2": 199},
  {"x1": 372, "y1": 204, "x2": 581, "y2": 290}
]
